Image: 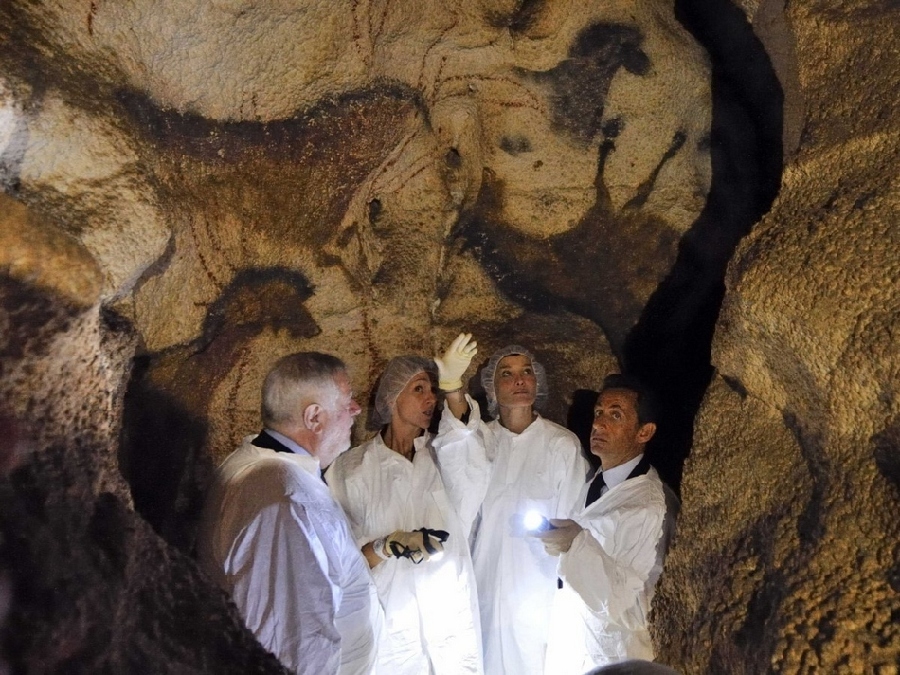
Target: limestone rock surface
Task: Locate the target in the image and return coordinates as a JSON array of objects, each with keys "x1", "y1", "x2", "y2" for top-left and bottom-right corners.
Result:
[
  {"x1": 0, "y1": 253, "x2": 287, "y2": 671},
  {"x1": 2, "y1": 0, "x2": 712, "y2": 670},
  {"x1": 4, "y1": 0, "x2": 896, "y2": 673},
  {"x1": 652, "y1": 1, "x2": 900, "y2": 672}
]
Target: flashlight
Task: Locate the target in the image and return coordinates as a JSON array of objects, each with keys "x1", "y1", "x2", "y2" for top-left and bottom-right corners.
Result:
[
  {"x1": 421, "y1": 527, "x2": 448, "y2": 562},
  {"x1": 522, "y1": 510, "x2": 555, "y2": 533}
]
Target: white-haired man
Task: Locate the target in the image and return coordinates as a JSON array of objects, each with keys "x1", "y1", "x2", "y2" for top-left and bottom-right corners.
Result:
[{"x1": 198, "y1": 352, "x2": 383, "y2": 675}]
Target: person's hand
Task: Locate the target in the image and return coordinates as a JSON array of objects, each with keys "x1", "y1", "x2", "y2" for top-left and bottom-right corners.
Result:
[
  {"x1": 531, "y1": 519, "x2": 583, "y2": 556},
  {"x1": 434, "y1": 333, "x2": 478, "y2": 392},
  {"x1": 385, "y1": 528, "x2": 450, "y2": 564}
]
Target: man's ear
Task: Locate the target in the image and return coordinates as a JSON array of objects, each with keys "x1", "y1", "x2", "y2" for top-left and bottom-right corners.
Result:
[
  {"x1": 636, "y1": 421, "x2": 656, "y2": 444},
  {"x1": 303, "y1": 403, "x2": 324, "y2": 434}
]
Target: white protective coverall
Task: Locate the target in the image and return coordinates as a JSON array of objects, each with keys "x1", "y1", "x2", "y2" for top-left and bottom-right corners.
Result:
[
  {"x1": 544, "y1": 466, "x2": 678, "y2": 671},
  {"x1": 198, "y1": 436, "x2": 383, "y2": 675},
  {"x1": 325, "y1": 432, "x2": 483, "y2": 675},
  {"x1": 433, "y1": 396, "x2": 589, "y2": 675}
]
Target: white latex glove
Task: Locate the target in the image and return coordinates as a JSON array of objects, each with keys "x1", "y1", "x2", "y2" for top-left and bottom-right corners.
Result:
[{"x1": 434, "y1": 333, "x2": 478, "y2": 391}]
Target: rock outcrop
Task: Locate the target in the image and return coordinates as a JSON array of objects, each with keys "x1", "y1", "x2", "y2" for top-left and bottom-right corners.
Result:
[
  {"x1": 652, "y1": 1, "x2": 900, "y2": 673},
  {"x1": 1, "y1": 0, "x2": 896, "y2": 672}
]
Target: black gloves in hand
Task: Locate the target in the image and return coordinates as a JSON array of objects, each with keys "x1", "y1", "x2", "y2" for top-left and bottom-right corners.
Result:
[{"x1": 385, "y1": 527, "x2": 450, "y2": 564}]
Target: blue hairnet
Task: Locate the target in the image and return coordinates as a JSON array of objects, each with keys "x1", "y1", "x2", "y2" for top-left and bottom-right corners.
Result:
[
  {"x1": 479, "y1": 345, "x2": 548, "y2": 417},
  {"x1": 369, "y1": 355, "x2": 437, "y2": 429}
]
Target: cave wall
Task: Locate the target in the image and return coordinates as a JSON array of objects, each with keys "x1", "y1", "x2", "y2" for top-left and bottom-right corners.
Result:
[
  {"x1": 0, "y1": 0, "x2": 897, "y2": 673},
  {"x1": 0, "y1": 195, "x2": 288, "y2": 671},
  {"x1": 652, "y1": 0, "x2": 900, "y2": 673}
]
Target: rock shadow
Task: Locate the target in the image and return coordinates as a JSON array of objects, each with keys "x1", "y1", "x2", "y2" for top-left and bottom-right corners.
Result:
[{"x1": 622, "y1": 0, "x2": 784, "y2": 492}]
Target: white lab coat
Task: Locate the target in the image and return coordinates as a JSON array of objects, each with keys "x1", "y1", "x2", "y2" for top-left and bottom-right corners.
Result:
[
  {"x1": 325, "y1": 433, "x2": 483, "y2": 675},
  {"x1": 545, "y1": 467, "x2": 678, "y2": 672},
  {"x1": 197, "y1": 436, "x2": 383, "y2": 675},
  {"x1": 433, "y1": 397, "x2": 589, "y2": 675}
]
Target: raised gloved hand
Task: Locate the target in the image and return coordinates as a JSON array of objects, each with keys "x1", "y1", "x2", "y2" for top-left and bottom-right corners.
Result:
[
  {"x1": 434, "y1": 333, "x2": 478, "y2": 392},
  {"x1": 384, "y1": 528, "x2": 450, "y2": 564}
]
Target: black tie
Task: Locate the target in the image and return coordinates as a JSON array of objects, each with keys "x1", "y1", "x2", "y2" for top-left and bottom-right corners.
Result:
[
  {"x1": 585, "y1": 455, "x2": 653, "y2": 507},
  {"x1": 585, "y1": 472, "x2": 606, "y2": 507}
]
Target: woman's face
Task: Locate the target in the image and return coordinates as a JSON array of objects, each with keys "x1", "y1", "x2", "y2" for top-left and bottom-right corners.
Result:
[
  {"x1": 494, "y1": 354, "x2": 537, "y2": 411},
  {"x1": 392, "y1": 371, "x2": 437, "y2": 432}
]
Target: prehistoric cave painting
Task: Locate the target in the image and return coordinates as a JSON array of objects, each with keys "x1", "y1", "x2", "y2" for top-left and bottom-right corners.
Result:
[
  {"x1": 526, "y1": 23, "x2": 650, "y2": 145},
  {"x1": 121, "y1": 82, "x2": 425, "y2": 255},
  {"x1": 449, "y1": 21, "x2": 702, "y2": 350},
  {"x1": 197, "y1": 267, "x2": 319, "y2": 353},
  {"x1": 120, "y1": 268, "x2": 318, "y2": 550},
  {"x1": 124, "y1": 82, "x2": 428, "y2": 353},
  {"x1": 158, "y1": 268, "x2": 319, "y2": 422},
  {"x1": 460, "y1": 129, "x2": 685, "y2": 352}
]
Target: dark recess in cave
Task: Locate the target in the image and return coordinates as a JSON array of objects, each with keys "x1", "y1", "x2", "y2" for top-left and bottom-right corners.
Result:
[
  {"x1": 118, "y1": 357, "x2": 211, "y2": 553},
  {"x1": 872, "y1": 418, "x2": 900, "y2": 498},
  {"x1": 621, "y1": 0, "x2": 784, "y2": 493}
]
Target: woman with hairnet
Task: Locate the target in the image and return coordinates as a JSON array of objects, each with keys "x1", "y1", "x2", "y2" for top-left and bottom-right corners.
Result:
[
  {"x1": 325, "y1": 352, "x2": 483, "y2": 675},
  {"x1": 431, "y1": 337, "x2": 589, "y2": 675}
]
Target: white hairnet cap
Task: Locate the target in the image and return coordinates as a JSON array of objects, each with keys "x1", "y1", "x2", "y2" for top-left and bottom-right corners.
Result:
[
  {"x1": 369, "y1": 355, "x2": 437, "y2": 429},
  {"x1": 479, "y1": 344, "x2": 548, "y2": 417}
]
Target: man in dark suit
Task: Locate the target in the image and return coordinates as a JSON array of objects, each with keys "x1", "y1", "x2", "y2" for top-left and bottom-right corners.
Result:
[{"x1": 535, "y1": 374, "x2": 679, "y2": 671}]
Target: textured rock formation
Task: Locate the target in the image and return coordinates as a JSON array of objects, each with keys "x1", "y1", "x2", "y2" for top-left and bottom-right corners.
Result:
[
  {"x1": 1, "y1": 0, "x2": 896, "y2": 673},
  {"x1": 652, "y1": 1, "x2": 900, "y2": 673},
  {"x1": 0, "y1": 193, "x2": 288, "y2": 671},
  {"x1": 1, "y1": 0, "x2": 716, "y2": 670}
]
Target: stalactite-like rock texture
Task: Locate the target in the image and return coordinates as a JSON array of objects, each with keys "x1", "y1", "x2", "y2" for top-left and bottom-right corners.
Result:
[{"x1": 0, "y1": 0, "x2": 896, "y2": 672}]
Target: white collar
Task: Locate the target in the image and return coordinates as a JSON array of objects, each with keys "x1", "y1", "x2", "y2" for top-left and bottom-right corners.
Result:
[
  {"x1": 264, "y1": 428, "x2": 312, "y2": 457},
  {"x1": 495, "y1": 413, "x2": 542, "y2": 437},
  {"x1": 601, "y1": 453, "x2": 644, "y2": 491},
  {"x1": 373, "y1": 431, "x2": 430, "y2": 458}
]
